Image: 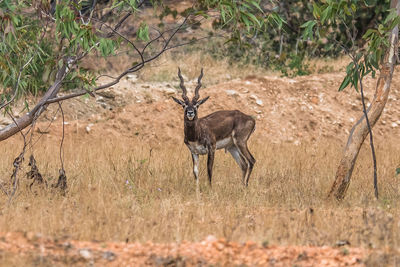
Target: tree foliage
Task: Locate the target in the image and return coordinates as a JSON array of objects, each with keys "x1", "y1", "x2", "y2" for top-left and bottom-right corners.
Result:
[
  {"x1": 0, "y1": 0, "x2": 285, "y2": 103},
  {"x1": 201, "y1": 0, "x2": 392, "y2": 76},
  {"x1": 302, "y1": 0, "x2": 399, "y2": 92}
]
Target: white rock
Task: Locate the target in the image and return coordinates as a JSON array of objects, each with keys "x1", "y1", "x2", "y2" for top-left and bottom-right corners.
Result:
[
  {"x1": 86, "y1": 123, "x2": 94, "y2": 133},
  {"x1": 225, "y1": 89, "x2": 238, "y2": 96},
  {"x1": 349, "y1": 117, "x2": 355, "y2": 123},
  {"x1": 391, "y1": 122, "x2": 398, "y2": 128},
  {"x1": 79, "y1": 249, "x2": 92, "y2": 259},
  {"x1": 245, "y1": 81, "x2": 252, "y2": 85},
  {"x1": 126, "y1": 74, "x2": 137, "y2": 82},
  {"x1": 102, "y1": 251, "x2": 116, "y2": 261},
  {"x1": 256, "y1": 99, "x2": 263, "y2": 106},
  {"x1": 205, "y1": 235, "x2": 217, "y2": 243}
]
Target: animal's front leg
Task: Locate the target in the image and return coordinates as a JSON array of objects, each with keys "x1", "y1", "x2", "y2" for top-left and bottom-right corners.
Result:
[
  {"x1": 207, "y1": 146, "x2": 215, "y2": 186},
  {"x1": 191, "y1": 153, "x2": 199, "y2": 181}
]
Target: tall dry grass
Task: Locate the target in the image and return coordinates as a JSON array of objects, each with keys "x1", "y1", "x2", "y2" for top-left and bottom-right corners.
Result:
[{"x1": 0, "y1": 134, "x2": 399, "y2": 249}]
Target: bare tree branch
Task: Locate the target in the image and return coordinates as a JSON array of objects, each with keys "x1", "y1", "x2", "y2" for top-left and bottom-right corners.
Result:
[
  {"x1": 0, "y1": 9, "x2": 202, "y2": 142},
  {"x1": 45, "y1": 15, "x2": 192, "y2": 104}
]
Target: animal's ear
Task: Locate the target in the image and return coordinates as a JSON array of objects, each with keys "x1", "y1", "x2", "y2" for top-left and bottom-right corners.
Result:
[
  {"x1": 171, "y1": 96, "x2": 186, "y2": 107},
  {"x1": 196, "y1": 96, "x2": 210, "y2": 107}
]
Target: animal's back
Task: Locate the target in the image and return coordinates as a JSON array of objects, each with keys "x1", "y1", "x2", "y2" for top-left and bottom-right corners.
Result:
[{"x1": 199, "y1": 110, "x2": 255, "y2": 141}]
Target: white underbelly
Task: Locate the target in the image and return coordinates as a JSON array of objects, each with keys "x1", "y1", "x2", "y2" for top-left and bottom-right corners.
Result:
[
  {"x1": 216, "y1": 137, "x2": 233, "y2": 149},
  {"x1": 187, "y1": 137, "x2": 233, "y2": 155}
]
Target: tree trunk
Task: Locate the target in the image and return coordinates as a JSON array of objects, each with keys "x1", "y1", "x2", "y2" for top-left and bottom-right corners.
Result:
[{"x1": 328, "y1": 0, "x2": 400, "y2": 200}]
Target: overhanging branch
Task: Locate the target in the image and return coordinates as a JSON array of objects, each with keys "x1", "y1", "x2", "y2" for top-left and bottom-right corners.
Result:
[
  {"x1": 46, "y1": 15, "x2": 192, "y2": 104},
  {"x1": 0, "y1": 64, "x2": 67, "y2": 141}
]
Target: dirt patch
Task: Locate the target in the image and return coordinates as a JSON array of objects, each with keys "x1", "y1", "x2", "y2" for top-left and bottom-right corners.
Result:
[
  {"x1": 9, "y1": 67, "x2": 399, "y2": 148},
  {"x1": 0, "y1": 232, "x2": 384, "y2": 266}
]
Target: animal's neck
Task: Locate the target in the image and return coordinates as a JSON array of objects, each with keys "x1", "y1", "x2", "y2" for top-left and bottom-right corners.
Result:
[{"x1": 184, "y1": 118, "x2": 199, "y2": 142}]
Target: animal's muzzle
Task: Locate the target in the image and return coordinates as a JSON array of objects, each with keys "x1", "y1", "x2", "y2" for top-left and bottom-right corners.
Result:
[{"x1": 186, "y1": 110, "x2": 195, "y2": 119}]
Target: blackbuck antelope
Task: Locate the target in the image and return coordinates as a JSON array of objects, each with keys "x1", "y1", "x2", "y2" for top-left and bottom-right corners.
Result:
[{"x1": 172, "y1": 68, "x2": 256, "y2": 186}]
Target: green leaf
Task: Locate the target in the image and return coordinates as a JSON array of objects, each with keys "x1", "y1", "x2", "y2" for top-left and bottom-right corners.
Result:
[
  {"x1": 343, "y1": 5, "x2": 351, "y2": 16},
  {"x1": 268, "y1": 13, "x2": 284, "y2": 29},
  {"x1": 396, "y1": 167, "x2": 400, "y2": 175},
  {"x1": 389, "y1": 16, "x2": 400, "y2": 30},
  {"x1": 300, "y1": 20, "x2": 313, "y2": 28},
  {"x1": 240, "y1": 2, "x2": 251, "y2": 10},
  {"x1": 137, "y1": 22, "x2": 149, "y2": 41},
  {"x1": 301, "y1": 20, "x2": 316, "y2": 40},
  {"x1": 312, "y1": 3, "x2": 321, "y2": 19},
  {"x1": 220, "y1": 7, "x2": 226, "y2": 23},
  {"x1": 352, "y1": 69, "x2": 359, "y2": 91},
  {"x1": 321, "y1": 5, "x2": 332, "y2": 24},
  {"x1": 338, "y1": 75, "x2": 351, "y2": 91},
  {"x1": 384, "y1": 8, "x2": 398, "y2": 24},
  {"x1": 350, "y1": 4, "x2": 356, "y2": 13},
  {"x1": 363, "y1": 29, "x2": 376, "y2": 39},
  {"x1": 250, "y1": 1, "x2": 264, "y2": 13},
  {"x1": 128, "y1": 0, "x2": 138, "y2": 11},
  {"x1": 111, "y1": 0, "x2": 124, "y2": 9},
  {"x1": 241, "y1": 12, "x2": 251, "y2": 31},
  {"x1": 247, "y1": 12, "x2": 262, "y2": 28},
  {"x1": 378, "y1": 23, "x2": 385, "y2": 34},
  {"x1": 364, "y1": 0, "x2": 377, "y2": 7}
]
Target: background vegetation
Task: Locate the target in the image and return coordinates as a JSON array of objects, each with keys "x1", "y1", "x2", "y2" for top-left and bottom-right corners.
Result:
[{"x1": 0, "y1": 0, "x2": 394, "y2": 101}]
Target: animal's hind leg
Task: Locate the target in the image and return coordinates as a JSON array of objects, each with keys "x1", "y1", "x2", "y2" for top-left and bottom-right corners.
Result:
[
  {"x1": 232, "y1": 128, "x2": 256, "y2": 186},
  {"x1": 235, "y1": 142, "x2": 255, "y2": 186},
  {"x1": 228, "y1": 146, "x2": 248, "y2": 185}
]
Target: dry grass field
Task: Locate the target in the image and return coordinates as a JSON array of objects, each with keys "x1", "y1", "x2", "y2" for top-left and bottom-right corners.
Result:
[{"x1": 1, "y1": 133, "x2": 399, "y2": 250}]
